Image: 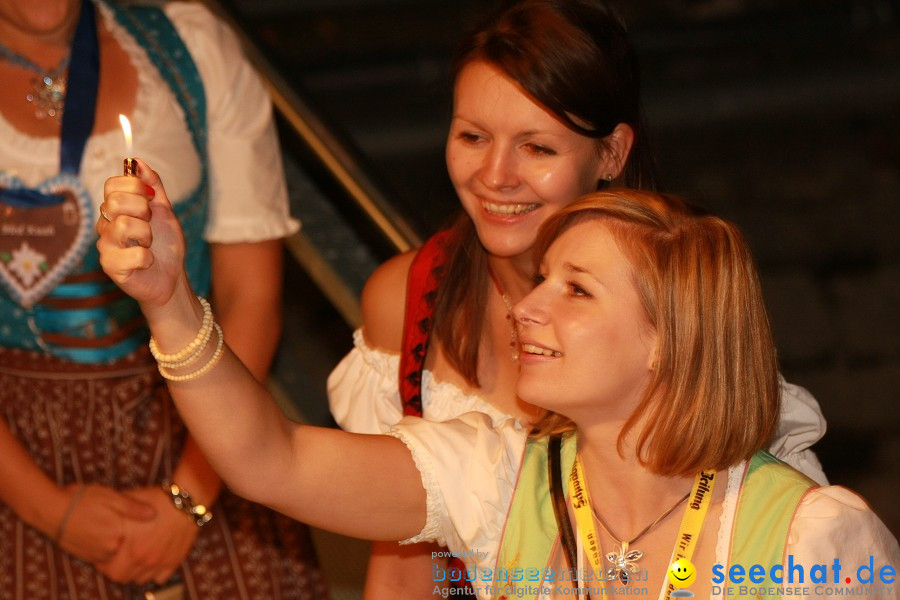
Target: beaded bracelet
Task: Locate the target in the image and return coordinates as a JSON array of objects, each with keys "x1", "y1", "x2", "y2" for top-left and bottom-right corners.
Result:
[
  {"x1": 149, "y1": 296, "x2": 212, "y2": 365},
  {"x1": 155, "y1": 317, "x2": 216, "y2": 370},
  {"x1": 161, "y1": 480, "x2": 213, "y2": 527},
  {"x1": 157, "y1": 322, "x2": 224, "y2": 382}
]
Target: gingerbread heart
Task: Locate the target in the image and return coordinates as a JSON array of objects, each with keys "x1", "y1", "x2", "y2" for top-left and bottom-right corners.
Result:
[{"x1": 0, "y1": 172, "x2": 93, "y2": 308}]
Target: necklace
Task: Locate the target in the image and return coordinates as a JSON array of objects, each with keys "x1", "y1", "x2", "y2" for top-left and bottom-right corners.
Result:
[
  {"x1": 591, "y1": 491, "x2": 690, "y2": 584},
  {"x1": 567, "y1": 454, "x2": 717, "y2": 595},
  {"x1": 0, "y1": 42, "x2": 71, "y2": 122},
  {"x1": 486, "y1": 264, "x2": 519, "y2": 361}
]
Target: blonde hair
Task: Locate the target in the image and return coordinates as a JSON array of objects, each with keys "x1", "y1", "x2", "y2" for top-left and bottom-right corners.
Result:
[{"x1": 529, "y1": 190, "x2": 780, "y2": 477}]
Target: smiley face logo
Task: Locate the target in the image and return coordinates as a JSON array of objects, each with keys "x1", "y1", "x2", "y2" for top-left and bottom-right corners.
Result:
[{"x1": 668, "y1": 558, "x2": 697, "y2": 588}]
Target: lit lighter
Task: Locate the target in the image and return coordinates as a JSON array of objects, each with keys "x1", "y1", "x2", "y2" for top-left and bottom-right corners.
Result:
[{"x1": 119, "y1": 114, "x2": 136, "y2": 176}]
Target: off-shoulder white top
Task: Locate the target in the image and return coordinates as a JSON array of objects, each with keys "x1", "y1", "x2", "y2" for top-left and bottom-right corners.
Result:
[{"x1": 328, "y1": 329, "x2": 829, "y2": 483}]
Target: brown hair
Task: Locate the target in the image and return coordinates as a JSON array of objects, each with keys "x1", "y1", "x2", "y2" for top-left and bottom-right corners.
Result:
[
  {"x1": 529, "y1": 191, "x2": 780, "y2": 476},
  {"x1": 434, "y1": 0, "x2": 657, "y2": 386}
]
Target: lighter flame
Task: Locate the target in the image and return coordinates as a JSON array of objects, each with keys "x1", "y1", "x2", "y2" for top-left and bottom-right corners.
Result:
[{"x1": 119, "y1": 114, "x2": 132, "y2": 155}]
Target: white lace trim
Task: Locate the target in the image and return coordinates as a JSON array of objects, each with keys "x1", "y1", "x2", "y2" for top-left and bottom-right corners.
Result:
[
  {"x1": 389, "y1": 426, "x2": 447, "y2": 546},
  {"x1": 351, "y1": 329, "x2": 515, "y2": 427},
  {"x1": 96, "y1": 0, "x2": 157, "y2": 134},
  {"x1": 351, "y1": 328, "x2": 400, "y2": 376}
]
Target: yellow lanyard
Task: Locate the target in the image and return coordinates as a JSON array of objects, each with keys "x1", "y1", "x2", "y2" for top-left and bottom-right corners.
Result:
[
  {"x1": 664, "y1": 470, "x2": 716, "y2": 597},
  {"x1": 569, "y1": 456, "x2": 609, "y2": 592},
  {"x1": 568, "y1": 457, "x2": 716, "y2": 593}
]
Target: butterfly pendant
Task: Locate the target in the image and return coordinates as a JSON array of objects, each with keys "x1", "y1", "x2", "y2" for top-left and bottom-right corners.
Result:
[{"x1": 606, "y1": 545, "x2": 643, "y2": 585}]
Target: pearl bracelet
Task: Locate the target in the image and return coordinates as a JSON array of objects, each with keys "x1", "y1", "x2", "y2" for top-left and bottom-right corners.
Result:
[
  {"x1": 149, "y1": 297, "x2": 213, "y2": 365},
  {"x1": 157, "y1": 322, "x2": 224, "y2": 382},
  {"x1": 161, "y1": 480, "x2": 213, "y2": 527},
  {"x1": 155, "y1": 317, "x2": 216, "y2": 370}
]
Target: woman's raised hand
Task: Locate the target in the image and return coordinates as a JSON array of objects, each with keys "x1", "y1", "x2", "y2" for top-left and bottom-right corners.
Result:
[{"x1": 96, "y1": 158, "x2": 187, "y2": 312}]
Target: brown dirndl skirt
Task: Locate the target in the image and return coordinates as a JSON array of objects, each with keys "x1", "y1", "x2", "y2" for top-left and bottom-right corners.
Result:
[{"x1": 0, "y1": 347, "x2": 328, "y2": 600}]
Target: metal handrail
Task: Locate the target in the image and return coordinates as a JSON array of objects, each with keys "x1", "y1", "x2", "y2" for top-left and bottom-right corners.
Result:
[
  {"x1": 264, "y1": 75, "x2": 423, "y2": 254},
  {"x1": 200, "y1": 0, "x2": 427, "y2": 329}
]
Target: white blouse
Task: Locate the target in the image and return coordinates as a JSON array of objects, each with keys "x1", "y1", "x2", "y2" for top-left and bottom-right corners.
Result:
[
  {"x1": 390, "y1": 414, "x2": 899, "y2": 600},
  {"x1": 328, "y1": 328, "x2": 830, "y2": 484},
  {"x1": 0, "y1": 1, "x2": 298, "y2": 244},
  {"x1": 328, "y1": 329, "x2": 515, "y2": 430}
]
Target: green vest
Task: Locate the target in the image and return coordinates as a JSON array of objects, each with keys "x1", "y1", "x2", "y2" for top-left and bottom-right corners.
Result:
[{"x1": 495, "y1": 435, "x2": 816, "y2": 599}]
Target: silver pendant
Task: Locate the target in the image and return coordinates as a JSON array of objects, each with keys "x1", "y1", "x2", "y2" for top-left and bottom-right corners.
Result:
[
  {"x1": 606, "y1": 544, "x2": 643, "y2": 585},
  {"x1": 26, "y1": 74, "x2": 67, "y2": 122}
]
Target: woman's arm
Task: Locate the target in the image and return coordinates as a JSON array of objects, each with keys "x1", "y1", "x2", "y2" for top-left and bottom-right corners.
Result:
[
  {"x1": 161, "y1": 239, "x2": 284, "y2": 505},
  {"x1": 167, "y1": 239, "x2": 286, "y2": 508},
  {"x1": 94, "y1": 181, "x2": 290, "y2": 588},
  {"x1": 97, "y1": 161, "x2": 426, "y2": 541},
  {"x1": 94, "y1": 242, "x2": 288, "y2": 585},
  {"x1": 351, "y1": 248, "x2": 449, "y2": 600},
  {"x1": 155, "y1": 292, "x2": 425, "y2": 540},
  {"x1": 211, "y1": 239, "x2": 284, "y2": 379},
  {"x1": 161, "y1": 237, "x2": 284, "y2": 517}
]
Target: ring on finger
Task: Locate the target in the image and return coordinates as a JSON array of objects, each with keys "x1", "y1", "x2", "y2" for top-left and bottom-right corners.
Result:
[{"x1": 99, "y1": 205, "x2": 112, "y2": 222}]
